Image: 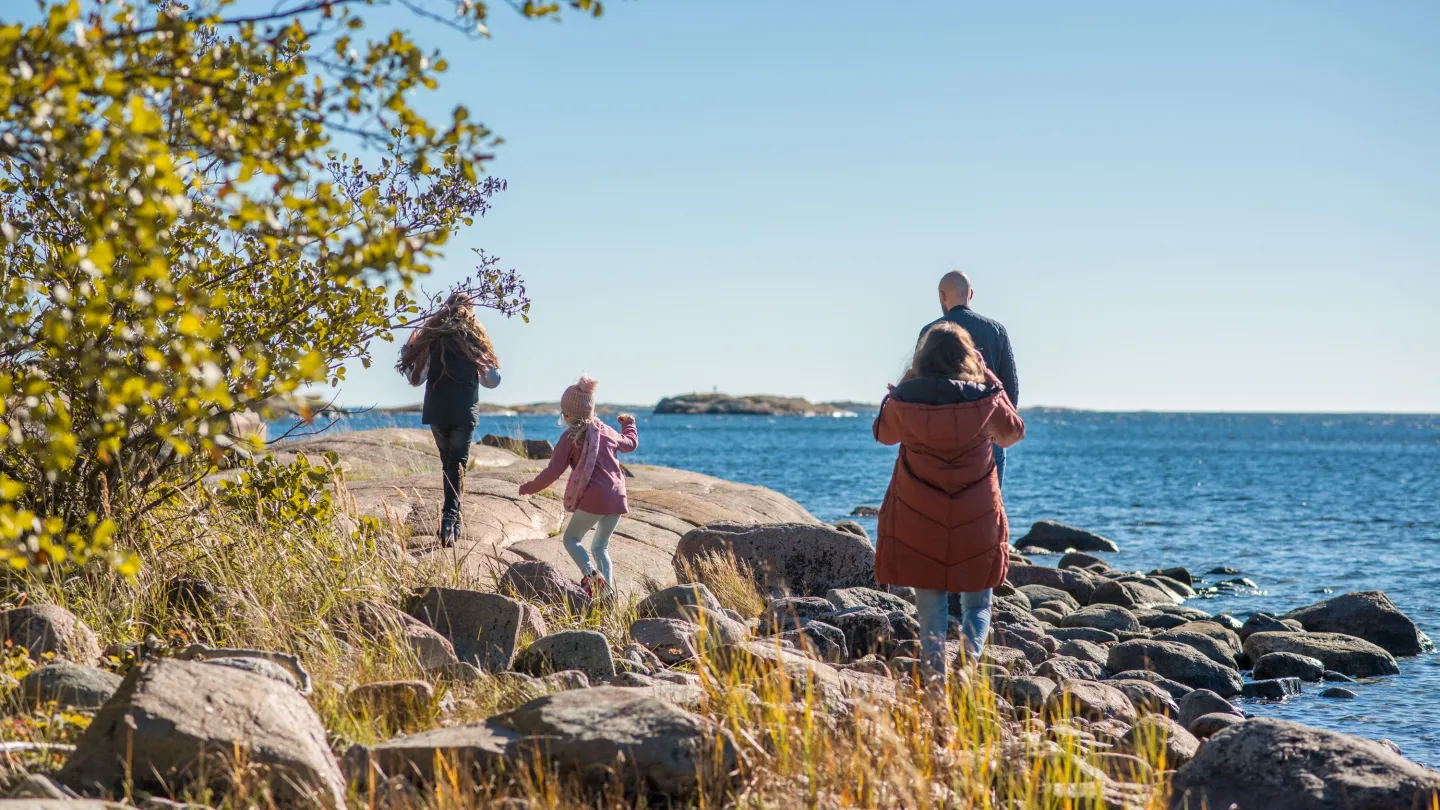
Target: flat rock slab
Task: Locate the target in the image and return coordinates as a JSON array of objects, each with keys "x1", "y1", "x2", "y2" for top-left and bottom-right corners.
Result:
[
  {"x1": 280, "y1": 429, "x2": 818, "y2": 600},
  {"x1": 1170, "y1": 718, "x2": 1440, "y2": 810},
  {"x1": 59, "y1": 660, "x2": 345, "y2": 808},
  {"x1": 1243, "y1": 631, "x2": 1400, "y2": 678}
]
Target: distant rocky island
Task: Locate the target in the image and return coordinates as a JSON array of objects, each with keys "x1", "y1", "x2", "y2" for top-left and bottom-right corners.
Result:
[{"x1": 653, "y1": 393, "x2": 859, "y2": 416}]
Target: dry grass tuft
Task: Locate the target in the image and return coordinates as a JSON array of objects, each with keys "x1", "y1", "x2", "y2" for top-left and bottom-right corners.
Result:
[{"x1": 677, "y1": 549, "x2": 767, "y2": 619}]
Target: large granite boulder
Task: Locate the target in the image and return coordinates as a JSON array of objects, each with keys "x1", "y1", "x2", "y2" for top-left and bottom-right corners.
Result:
[
  {"x1": 1061, "y1": 604, "x2": 1140, "y2": 633},
  {"x1": 353, "y1": 600, "x2": 459, "y2": 672},
  {"x1": 825, "y1": 587, "x2": 914, "y2": 614},
  {"x1": 514, "y1": 630, "x2": 616, "y2": 682},
  {"x1": 1122, "y1": 715, "x2": 1199, "y2": 767},
  {"x1": 1283, "y1": 591, "x2": 1430, "y2": 657},
  {"x1": 1169, "y1": 718, "x2": 1440, "y2": 810},
  {"x1": 408, "y1": 588, "x2": 527, "y2": 673},
  {"x1": 674, "y1": 522, "x2": 875, "y2": 596},
  {"x1": 636, "y1": 583, "x2": 726, "y2": 621},
  {"x1": 1155, "y1": 623, "x2": 1243, "y2": 668},
  {"x1": 1013, "y1": 521, "x2": 1120, "y2": 553},
  {"x1": 1090, "y1": 580, "x2": 1180, "y2": 609},
  {"x1": 498, "y1": 560, "x2": 591, "y2": 615},
  {"x1": 1, "y1": 605, "x2": 101, "y2": 664},
  {"x1": 1110, "y1": 679, "x2": 1180, "y2": 719},
  {"x1": 59, "y1": 660, "x2": 345, "y2": 807},
  {"x1": 1107, "y1": 640, "x2": 1243, "y2": 696},
  {"x1": 1177, "y1": 689, "x2": 1241, "y2": 730},
  {"x1": 14, "y1": 662, "x2": 122, "y2": 710},
  {"x1": 1043, "y1": 680, "x2": 1137, "y2": 723},
  {"x1": 1005, "y1": 566, "x2": 1097, "y2": 605},
  {"x1": 1243, "y1": 632, "x2": 1400, "y2": 678},
  {"x1": 359, "y1": 687, "x2": 741, "y2": 798},
  {"x1": 1252, "y1": 651, "x2": 1326, "y2": 682},
  {"x1": 629, "y1": 618, "x2": 701, "y2": 665},
  {"x1": 1239, "y1": 612, "x2": 1294, "y2": 641}
]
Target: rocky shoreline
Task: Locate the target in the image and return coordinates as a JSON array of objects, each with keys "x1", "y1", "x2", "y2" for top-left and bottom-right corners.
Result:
[{"x1": 1, "y1": 429, "x2": 1436, "y2": 809}]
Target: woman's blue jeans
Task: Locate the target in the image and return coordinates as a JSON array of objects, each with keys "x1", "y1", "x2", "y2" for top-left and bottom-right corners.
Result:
[{"x1": 914, "y1": 588, "x2": 993, "y2": 675}]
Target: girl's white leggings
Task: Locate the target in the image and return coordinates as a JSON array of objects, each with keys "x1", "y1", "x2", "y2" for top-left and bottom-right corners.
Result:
[{"x1": 563, "y1": 510, "x2": 619, "y2": 584}]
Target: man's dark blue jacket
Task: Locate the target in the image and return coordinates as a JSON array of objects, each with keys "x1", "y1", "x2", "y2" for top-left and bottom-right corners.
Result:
[{"x1": 919, "y1": 305, "x2": 1020, "y2": 407}]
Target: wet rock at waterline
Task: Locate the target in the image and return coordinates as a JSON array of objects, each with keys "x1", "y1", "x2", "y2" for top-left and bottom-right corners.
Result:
[
  {"x1": 1012, "y1": 521, "x2": 1120, "y2": 553},
  {"x1": 1241, "y1": 677, "x2": 1302, "y2": 700},
  {"x1": 1169, "y1": 718, "x2": 1440, "y2": 810},
  {"x1": 1243, "y1": 632, "x2": 1400, "y2": 678},
  {"x1": 1283, "y1": 591, "x2": 1431, "y2": 657},
  {"x1": 1251, "y1": 651, "x2": 1326, "y2": 682}
]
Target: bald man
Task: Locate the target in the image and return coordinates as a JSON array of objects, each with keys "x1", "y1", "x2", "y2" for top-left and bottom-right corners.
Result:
[{"x1": 919, "y1": 271, "x2": 1020, "y2": 484}]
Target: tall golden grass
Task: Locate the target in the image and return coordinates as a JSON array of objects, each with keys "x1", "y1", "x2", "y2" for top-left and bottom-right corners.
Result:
[{"x1": 1, "y1": 473, "x2": 1183, "y2": 809}]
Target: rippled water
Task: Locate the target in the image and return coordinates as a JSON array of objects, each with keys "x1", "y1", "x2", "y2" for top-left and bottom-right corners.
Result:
[{"x1": 281, "y1": 409, "x2": 1440, "y2": 761}]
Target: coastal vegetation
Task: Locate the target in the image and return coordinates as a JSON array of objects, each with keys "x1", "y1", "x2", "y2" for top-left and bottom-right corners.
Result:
[{"x1": 1, "y1": 3, "x2": 1437, "y2": 810}]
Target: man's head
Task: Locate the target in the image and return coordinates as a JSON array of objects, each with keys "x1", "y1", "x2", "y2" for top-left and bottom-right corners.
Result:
[{"x1": 937, "y1": 271, "x2": 973, "y2": 313}]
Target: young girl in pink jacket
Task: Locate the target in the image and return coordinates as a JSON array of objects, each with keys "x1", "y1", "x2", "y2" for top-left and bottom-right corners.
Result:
[{"x1": 518, "y1": 375, "x2": 638, "y2": 597}]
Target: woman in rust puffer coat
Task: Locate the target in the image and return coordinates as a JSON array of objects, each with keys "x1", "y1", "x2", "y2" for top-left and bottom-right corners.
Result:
[{"x1": 874, "y1": 321, "x2": 1025, "y2": 678}]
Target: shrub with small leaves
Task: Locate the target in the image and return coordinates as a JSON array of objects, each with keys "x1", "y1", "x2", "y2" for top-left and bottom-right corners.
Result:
[{"x1": 0, "y1": 0, "x2": 597, "y2": 574}]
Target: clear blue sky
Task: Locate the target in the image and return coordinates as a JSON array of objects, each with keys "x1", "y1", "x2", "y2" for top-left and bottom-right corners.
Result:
[{"x1": 183, "y1": 2, "x2": 1440, "y2": 411}]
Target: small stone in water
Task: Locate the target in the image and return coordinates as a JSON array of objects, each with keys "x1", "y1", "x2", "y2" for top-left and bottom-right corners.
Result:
[
  {"x1": 1320, "y1": 686, "x2": 1357, "y2": 699},
  {"x1": 1207, "y1": 566, "x2": 1241, "y2": 575},
  {"x1": 1321, "y1": 670, "x2": 1357, "y2": 683},
  {"x1": 1313, "y1": 587, "x2": 1334, "y2": 594}
]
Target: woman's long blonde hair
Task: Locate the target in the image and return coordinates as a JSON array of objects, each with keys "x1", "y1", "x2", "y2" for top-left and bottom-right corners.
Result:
[
  {"x1": 911, "y1": 322, "x2": 986, "y2": 382},
  {"x1": 396, "y1": 293, "x2": 500, "y2": 386}
]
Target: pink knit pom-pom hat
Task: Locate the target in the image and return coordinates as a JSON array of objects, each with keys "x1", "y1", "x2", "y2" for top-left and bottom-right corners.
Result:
[{"x1": 560, "y1": 375, "x2": 598, "y2": 425}]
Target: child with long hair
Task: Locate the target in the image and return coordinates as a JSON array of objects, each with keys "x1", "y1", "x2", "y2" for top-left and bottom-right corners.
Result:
[
  {"x1": 396, "y1": 292, "x2": 501, "y2": 545},
  {"x1": 873, "y1": 321, "x2": 1025, "y2": 679},
  {"x1": 518, "y1": 375, "x2": 638, "y2": 597}
]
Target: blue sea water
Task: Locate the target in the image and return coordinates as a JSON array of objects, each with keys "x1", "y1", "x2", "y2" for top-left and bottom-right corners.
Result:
[{"x1": 277, "y1": 408, "x2": 1440, "y2": 761}]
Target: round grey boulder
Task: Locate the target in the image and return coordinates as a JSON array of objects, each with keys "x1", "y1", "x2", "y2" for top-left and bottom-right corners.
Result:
[{"x1": 1251, "y1": 651, "x2": 1325, "y2": 682}]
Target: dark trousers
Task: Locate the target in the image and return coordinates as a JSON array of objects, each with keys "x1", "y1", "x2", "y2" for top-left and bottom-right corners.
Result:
[{"x1": 431, "y1": 422, "x2": 475, "y2": 525}]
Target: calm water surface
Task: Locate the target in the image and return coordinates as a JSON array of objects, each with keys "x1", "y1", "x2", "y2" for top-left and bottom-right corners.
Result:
[{"x1": 280, "y1": 409, "x2": 1440, "y2": 761}]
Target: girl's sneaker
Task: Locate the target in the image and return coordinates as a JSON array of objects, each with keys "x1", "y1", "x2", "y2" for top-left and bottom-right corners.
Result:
[{"x1": 580, "y1": 572, "x2": 610, "y2": 600}]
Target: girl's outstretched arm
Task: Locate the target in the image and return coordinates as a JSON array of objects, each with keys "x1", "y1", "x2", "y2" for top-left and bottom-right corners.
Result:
[
  {"x1": 519, "y1": 433, "x2": 573, "y2": 495},
  {"x1": 615, "y1": 414, "x2": 639, "y2": 454}
]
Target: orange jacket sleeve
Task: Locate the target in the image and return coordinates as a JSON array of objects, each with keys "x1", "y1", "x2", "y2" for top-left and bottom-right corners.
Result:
[
  {"x1": 873, "y1": 395, "x2": 903, "y2": 446},
  {"x1": 985, "y1": 389, "x2": 1026, "y2": 448}
]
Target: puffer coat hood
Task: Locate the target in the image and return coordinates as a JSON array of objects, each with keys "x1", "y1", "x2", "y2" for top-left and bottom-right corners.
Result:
[{"x1": 872, "y1": 376, "x2": 1025, "y2": 593}]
